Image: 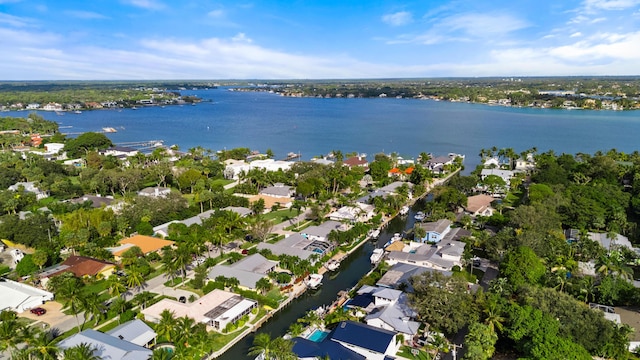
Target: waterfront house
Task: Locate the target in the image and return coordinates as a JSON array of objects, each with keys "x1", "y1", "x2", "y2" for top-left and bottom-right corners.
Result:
[
  {"x1": 302, "y1": 220, "x2": 344, "y2": 242},
  {"x1": 207, "y1": 254, "x2": 277, "y2": 290},
  {"x1": 515, "y1": 153, "x2": 536, "y2": 172},
  {"x1": 348, "y1": 285, "x2": 420, "y2": 340},
  {"x1": 480, "y1": 168, "x2": 514, "y2": 185},
  {"x1": 142, "y1": 289, "x2": 257, "y2": 332},
  {"x1": 292, "y1": 321, "x2": 399, "y2": 360},
  {"x1": 108, "y1": 235, "x2": 175, "y2": 261},
  {"x1": 415, "y1": 219, "x2": 452, "y2": 243},
  {"x1": 376, "y1": 263, "x2": 452, "y2": 289},
  {"x1": 0, "y1": 278, "x2": 54, "y2": 313},
  {"x1": 483, "y1": 157, "x2": 500, "y2": 168},
  {"x1": 223, "y1": 159, "x2": 294, "y2": 180},
  {"x1": 328, "y1": 203, "x2": 375, "y2": 223},
  {"x1": 106, "y1": 319, "x2": 157, "y2": 348},
  {"x1": 138, "y1": 186, "x2": 171, "y2": 198},
  {"x1": 343, "y1": 156, "x2": 369, "y2": 171},
  {"x1": 101, "y1": 146, "x2": 139, "y2": 158},
  {"x1": 257, "y1": 233, "x2": 327, "y2": 260},
  {"x1": 464, "y1": 194, "x2": 495, "y2": 217},
  {"x1": 386, "y1": 239, "x2": 465, "y2": 271},
  {"x1": 57, "y1": 329, "x2": 152, "y2": 360},
  {"x1": 565, "y1": 229, "x2": 635, "y2": 253}
]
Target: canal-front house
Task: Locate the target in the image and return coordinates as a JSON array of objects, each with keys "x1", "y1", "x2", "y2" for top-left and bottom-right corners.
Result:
[
  {"x1": 292, "y1": 321, "x2": 400, "y2": 360},
  {"x1": 414, "y1": 219, "x2": 452, "y2": 243},
  {"x1": 141, "y1": 289, "x2": 257, "y2": 332}
]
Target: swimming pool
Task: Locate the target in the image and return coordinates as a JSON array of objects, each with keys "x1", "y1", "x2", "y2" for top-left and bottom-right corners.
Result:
[{"x1": 307, "y1": 329, "x2": 329, "y2": 342}]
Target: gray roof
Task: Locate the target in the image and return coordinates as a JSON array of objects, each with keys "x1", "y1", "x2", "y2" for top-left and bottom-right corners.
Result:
[
  {"x1": 278, "y1": 233, "x2": 313, "y2": 248},
  {"x1": 379, "y1": 181, "x2": 412, "y2": 194},
  {"x1": 106, "y1": 319, "x2": 157, "y2": 347},
  {"x1": 365, "y1": 300, "x2": 420, "y2": 336},
  {"x1": 230, "y1": 254, "x2": 277, "y2": 274},
  {"x1": 376, "y1": 263, "x2": 452, "y2": 289},
  {"x1": 58, "y1": 329, "x2": 152, "y2": 360},
  {"x1": 259, "y1": 184, "x2": 293, "y2": 197},
  {"x1": 419, "y1": 219, "x2": 452, "y2": 234},
  {"x1": 222, "y1": 206, "x2": 252, "y2": 217},
  {"x1": 69, "y1": 195, "x2": 115, "y2": 208},
  {"x1": 588, "y1": 232, "x2": 634, "y2": 251},
  {"x1": 302, "y1": 220, "x2": 342, "y2": 238},
  {"x1": 153, "y1": 210, "x2": 216, "y2": 235},
  {"x1": 257, "y1": 242, "x2": 315, "y2": 260},
  {"x1": 373, "y1": 287, "x2": 402, "y2": 301},
  {"x1": 208, "y1": 266, "x2": 266, "y2": 289}
]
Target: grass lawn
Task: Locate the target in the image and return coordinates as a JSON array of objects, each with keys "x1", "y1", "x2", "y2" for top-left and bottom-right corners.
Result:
[
  {"x1": 250, "y1": 308, "x2": 267, "y2": 324},
  {"x1": 210, "y1": 327, "x2": 248, "y2": 351},
  {"x1": 262, "y1": 208, "x2": 298, "y2": 223},
  {"x1": 503, "y1": 189, "x2": 524, "y2": 207},
  {"x1": 210, "y1": 178, "x2": 234, "y2": 187},
  {"x1": 398, "y1": 346, "x2": 434, "y2": 360}
]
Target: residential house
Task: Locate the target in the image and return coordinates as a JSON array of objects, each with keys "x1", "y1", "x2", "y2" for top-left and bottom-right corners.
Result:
[
  {"x1": 483, "y1": 157, "x2": 500, "y2": 168},
  {"x1": 0, "y1": 278, "x2": 54, "y2": 313},
  {"x1": 328, "y1": 203, "x2": 375, "y2": 223},
  {"x1": 292, "y1": 321, "x2": 399, "y2": 360},
  {"x1": 259, "y1": 183, "x2": 294, "y2": 198},
  {"x1": 343, "y1": 156, "x2": 369, "y2": 171},
  {"x1": 57, "y1": 329, "x2": 152, "y2": 360},
  {"x1": 222, "y1": 206, "x2": 252, "y2": 217},
  {"x1": 108, "y1": 235, "x2": 175, "y2": 261},
  {"x1": 426, "y1": 155, "x2": 454, "y2": 173},
  {"x1": 415, "y1": 219, "x2": 452, "y2": 243},
  {"x1": 207, "y1": 254, "x2": 277, "y2": 290},
  {"x1": 464, "y1": 194, "x2": 495, "y2": 217},
  {"x1": 302, "y1": 220, "x2": 343, "y2": 242},
  {"x1": 142, "y1": 289, "x2": 257, "y2": 332},
  {"x1": 376, "y1": 263, "x2": 452, "y2": 289},
  {"x1": 257, "y1": 233, "x2": 328, "y2": 260},
  {"x1": 388, "y1": 167, "x2": 414, "y2": 181},
  {"x1": 480, "y1": 168, "x2": 514, "y2": 185},
  {"x1": 102, "y1": 146, "x2": 139, "y2": 158},
  {"x1": 42, "y1": 103, "x2": 63, "y2": 111},
  {"x1": 356, "y1": 181, "x2": 413, "y2": 204},
  {"x1": 153, "y1": 209, "x2": 216, "y2": 238},
  {"x1": 138, "y1": 186, "x2": 172, "y2": 198},
  {"x1": 106, "y1": 319, "x2": 157, "y2": 348},
  {"x1": 8, "y1": 181, "x2": 48, "y2": 200},
  {"x1": 69, "y1": 194, "x2": 117, "y2": 209},
  {"x1": 39, "y1": 256, "x2": 116, "y2": 285},
  {"x1": 348, "y1": 285, "x2": 420, "y2": 340},
  {"x1": 223, "y1": 159, "x2": 294, "y2": 180},
  {"x1": 386, "y1": 239, "x2": 466, "y2": 271},
  {"x1": 515, "y1": 153, "x2": 536, "y2": 172}
]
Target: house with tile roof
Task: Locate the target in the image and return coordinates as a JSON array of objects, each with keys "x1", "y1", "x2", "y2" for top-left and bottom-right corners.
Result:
[
  {"x1": 343, "y1": 156, "x2": 369, "y2": 171},
  {"x1": 57, "y1": 329, "x2": 152, "y2": 360},
  {"x1": 464, "y1": 194, "x2": 496, "y2": 217},
  {"x1": 39, "y1": 256, "x2": 116, "y2": 284},
  {"x1": 108, "y1": 235, "x2": 175, "y2": 260}
]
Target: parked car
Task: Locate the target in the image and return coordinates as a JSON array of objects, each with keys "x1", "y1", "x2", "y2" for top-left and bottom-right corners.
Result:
[
  {"x1": 178, "y1": 296, "x2": 187, "y2": 303},
  {"x1": 30, "y1": 307, "x2": 46, "y2": 316}
]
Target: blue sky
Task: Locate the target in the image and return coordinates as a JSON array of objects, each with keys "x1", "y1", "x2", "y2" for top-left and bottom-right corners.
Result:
[{"x1": 1, "y1": 0, "x2": 639, "y2": 80}]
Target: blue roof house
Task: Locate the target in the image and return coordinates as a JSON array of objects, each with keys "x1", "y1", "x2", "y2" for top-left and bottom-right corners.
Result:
[
  {"x1": 293, "y1": 321, "x2": 399, "y2": 360},
  {"x1": 415, "y1": 219, "x2": 452, "y2": 243}
]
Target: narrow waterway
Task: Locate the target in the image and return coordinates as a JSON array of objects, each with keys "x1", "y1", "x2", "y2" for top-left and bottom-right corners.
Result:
[{"x1": 219, "y1": 200, "x2": 426, "y2": 359}]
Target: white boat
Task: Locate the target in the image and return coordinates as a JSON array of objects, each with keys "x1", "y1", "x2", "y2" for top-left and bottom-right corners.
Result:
[
  {"x1": 73, "y1": 110, "x2": 82, "y2": 114},
  {"x1": 325, "y1": 259, "x2": 340, "y2": 272},
  {"x1": 102, "y1": 127, "x2": 117, "y2": 133},
  {"x1": 384, "y1": 233, "x2": 403, "y2": 248},
  {"x1": 414, "y1": 211, "x2": 425, "y2": 221},
  {"x1": 399, "y1": 206, "x2": 409, "y2": 216},
  {"x1": 368, "y1": 229, "x2": 380, "y2": 239},
  {"x1": 305, "y1": 274, "x2": 323, "y2": 289},
  {"x1": 370, "y1": 248, "x2": 385, "y2": 265}
]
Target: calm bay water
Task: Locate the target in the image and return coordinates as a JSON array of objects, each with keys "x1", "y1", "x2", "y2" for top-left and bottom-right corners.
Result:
[{"x1": 13, "y1": 87, "x2": 640, "y2": 171}]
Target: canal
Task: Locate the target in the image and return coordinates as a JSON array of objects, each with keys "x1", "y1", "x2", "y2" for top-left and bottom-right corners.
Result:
[{"x1": 219, "y1": 200, "x2": 426, "y2": 359}]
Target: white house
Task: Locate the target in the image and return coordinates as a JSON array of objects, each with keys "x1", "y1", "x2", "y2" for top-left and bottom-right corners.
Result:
[
  {"x1": 8, "y1": 181, "x2": 48, "y2": 200},
  {"x1": 0, "y1": 279, "x2": 54, "y2": 313},
  {"x1": 138, "y1": 186, "x2": 171, "y2": 198},
  {"x1": 328, "y1": 203, "x2": 375, "y2": 223},
  {"x1": 480, "y1": 168, "x2": 514, "y2": 185}
]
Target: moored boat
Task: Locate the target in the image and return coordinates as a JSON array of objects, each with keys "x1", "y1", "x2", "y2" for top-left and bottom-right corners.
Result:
[
  {"x1": 325, "y1": 259, "x2": 340, "y2": 272},
  {"x1": 383, "y1": 233, "x2": 403, "y2": 248},
  {"x1": 399, "y1": 206, "x2": 409, "y2": 216},
  {"x1": 368, "y1": 229, "x2": 380, "y2": 239},
  {"x1": 370, "y1": 248, "x2": 385, "y2": 265},
  {"x1": 414, "y1": 211, "x2": 425, "y2": 221},
  {"x1": 305, "y1": 273, "x2": 323, "y2": 289}
]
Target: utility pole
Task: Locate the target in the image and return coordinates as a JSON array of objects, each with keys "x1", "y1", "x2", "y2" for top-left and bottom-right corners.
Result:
[{"x1": 450, "y1": 343, "x2": 463, "y2": 360}]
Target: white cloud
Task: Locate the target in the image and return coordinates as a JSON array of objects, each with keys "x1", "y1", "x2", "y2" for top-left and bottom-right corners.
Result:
[
  {"x1": 382, "y1": 11, "x2": 413, "y2": 26},
  {"x1": 570, "y1": 32, "x2": 583, "y2": 37},
  {"x1": 121, "y1": 0, "x2": 165, "y2": 11},
  {"x1": 0, "y1": 13, "x2": 35, "y2": 27},
  {"x1": 583, "y1": 0, "x2": 640, "y2": 11},
  {"x1": 65, "y1": 11, "x2": 108, "y2": 20},
  {"x1": 208, "y1": 9, "x2": 225, "y2": 18}
]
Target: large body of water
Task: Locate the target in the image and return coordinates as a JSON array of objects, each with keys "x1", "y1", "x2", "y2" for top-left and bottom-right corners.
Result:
[{"x1": 11, "y1": 87, "x2": 640, "y2": 171}]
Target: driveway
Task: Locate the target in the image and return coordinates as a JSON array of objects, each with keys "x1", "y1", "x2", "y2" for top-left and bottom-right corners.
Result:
[{"x1": 18, "y1": 301, "x2": 81, "y2": 334}]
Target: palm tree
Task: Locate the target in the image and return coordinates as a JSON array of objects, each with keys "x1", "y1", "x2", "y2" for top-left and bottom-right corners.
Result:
[
  {"x1": 62, "y1": 343, "x2": 100, "y2": 360},
  {"x1": 150, "y1": 348, "x2": 173, "y2": 360},
  {"x1": 248, "y1": 333, "x2": 295, "y2": 360},
  {"x1": 25, "y1": 330, "x2": 59, "y2": 360},
  {"x1": 107, "y1": 276, "x2": 127, "y2": 299},
  {"x1": 125, "y1": 267, "x2": 146, "y2": 293},
  {"x1": 155, "y1": 309, "x2": 177, "y2": 343},
  {"x1": 0, "y1": 311, "x2": 28, "y2": 354}
]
